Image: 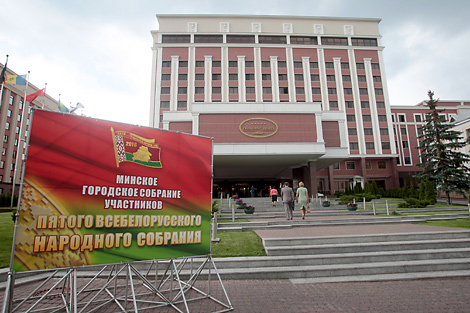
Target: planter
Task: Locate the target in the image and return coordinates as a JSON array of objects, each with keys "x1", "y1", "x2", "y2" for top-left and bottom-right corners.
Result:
[
  {"x1": 322, "y1": 203, "x2": 330, "y2": 207},
  {"x1": 237, "y1": 205, "x2": 246, "y2": 210},
  {"x1": 244, "y1": 208, "x2": 255, "y2": 214},
  {"x1": 347, "y1": 205, "x2": 358, "y2": 211}
]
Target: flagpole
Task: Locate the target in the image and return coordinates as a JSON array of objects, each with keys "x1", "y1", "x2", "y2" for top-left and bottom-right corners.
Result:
[
  {"x1": 10, "y1": 71, "x2": 30, "y2": 210},
  {"x1": 0, "y1": 55, "x2": 9, "y2": 111},
  {"x1": 42, "y1": 83, "x2": 47, "y2": 109}
]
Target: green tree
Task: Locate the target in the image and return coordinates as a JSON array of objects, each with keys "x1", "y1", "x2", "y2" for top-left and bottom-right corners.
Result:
[{"x1": 415, "y1": 91, "x2": 470, "y2": 204}]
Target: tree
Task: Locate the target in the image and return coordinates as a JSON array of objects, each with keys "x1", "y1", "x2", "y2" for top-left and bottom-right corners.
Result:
[{"x1": 415, "y1": 91, "x2": 470, "y2": 204}]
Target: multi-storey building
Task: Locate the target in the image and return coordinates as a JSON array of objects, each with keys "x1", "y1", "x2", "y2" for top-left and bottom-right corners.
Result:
[
  {"x1": 0, "y1": 64, "x2": 59, "y2": 195},
  {"x1": 148, "y1": 14, "x2": 468, "y2": 197}
]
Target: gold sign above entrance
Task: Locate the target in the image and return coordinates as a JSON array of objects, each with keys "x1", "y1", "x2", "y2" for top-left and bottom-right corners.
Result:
[{"x1": 239, "y1": 118, "x2": 278, "y2": 138}]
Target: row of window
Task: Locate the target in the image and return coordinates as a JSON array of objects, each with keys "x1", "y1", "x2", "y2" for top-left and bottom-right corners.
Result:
[
  {"x1": 161, "y1": 34, "x2": 378, "y2": 46},
  {"x1": 161, "y1": 86, "x2": 384, "y2": 96},
  {"x1": 347, "y1": 114, "x2": 388, "y2": 122},
  {"x1": 163, "y1": 72, "x2": 382, "y2": 83},
  {"x1": 163, "y1": 60, "x2": 380, "y2": 70},
  {"x1": 349, "y1": 142, "x2": 391, "y2": 151},
  {"x1": 334, "y1": 160, "x2": 388, "y2": 170},
  {"x1": 349, "y1": 128, "x2": 389, "y2": 136}
]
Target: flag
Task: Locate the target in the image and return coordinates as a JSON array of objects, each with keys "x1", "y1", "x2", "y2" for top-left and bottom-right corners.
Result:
[
  {"x1": 26, "y1": 88, "x2": 45, "y2": 103},
  {"x1": 111, "y1": 128, "x2": 162, "y2": 168},
  {"x1": 58, "y1": 99, "x2": 69, "y2": 113},
  {"x1": 0, "y1": 62, "x2": 6, "y2": 85},
  {"x1": 5, "y1": 74, "x2": 27, "y2": 85}
]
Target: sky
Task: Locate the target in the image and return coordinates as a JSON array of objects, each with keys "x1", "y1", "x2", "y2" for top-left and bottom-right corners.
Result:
[{"x1": 1, "y1": 0, "x2": 469, "y2": 126}]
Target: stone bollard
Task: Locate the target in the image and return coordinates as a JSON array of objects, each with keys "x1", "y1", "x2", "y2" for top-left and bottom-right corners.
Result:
[
  {"x1": 363, "y1": 197, "x2": 366, "y2": 210},
  {"x1": 211, "y1": 212, "x2": 220, "y2": 242},
  {"x1": 373, "y1": 200, "x2": 376, "y2": 215},
  {"x1": 386, "y1": 199, "x2": 389, "y2": 216}
]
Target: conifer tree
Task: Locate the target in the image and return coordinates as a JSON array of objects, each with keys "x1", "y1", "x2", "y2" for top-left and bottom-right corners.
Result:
[{"x1": 415, "y1": 91, "x2": 470, "y2": 204}]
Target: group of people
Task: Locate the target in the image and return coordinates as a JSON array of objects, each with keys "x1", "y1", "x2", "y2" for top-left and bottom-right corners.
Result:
[{"x1": 269, "y1": 182, "x2": 310, "y2": 220}]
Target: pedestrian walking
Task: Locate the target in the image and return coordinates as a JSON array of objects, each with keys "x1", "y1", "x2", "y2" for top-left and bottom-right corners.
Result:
[
  {"x1": 269, "y1": 186, "x2": 278, "y2": 206},
  {"x1": 296, "y1": 181, "x2": 309, "y2": 219},
  {"x1": 281, "y1": 182, "x2": 294, "y2": 220}
]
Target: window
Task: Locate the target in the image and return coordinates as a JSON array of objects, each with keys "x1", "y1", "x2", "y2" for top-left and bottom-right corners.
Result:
[
  {"x1": 326, "y1": 75, "x2": 335, "y2": 81},
  {"x1": 160, "y1": 101, "x2": 170, "y2": 108},
  {"x1": 312, "y1": 87, "x2": 321, "y2": 94},
  {"x1": 346, "y1": 161, "x2": 356, "y2": 169},
  {"x1": 262, "y1": 74, "x2": 271, "y2": 81},
  {"x1": 398, "y1": 114, "x2": 406, "y2": 122},
  {"x1": 345, "y1": 101, "x2": 354, "y2": 108},
  {"x1": 364, "y1": 128, "x2": 373, "y2": 135},
  {"x1": 212, "y1": 87, "x2": 221, "y2": 94},
  {"x1": 19, "y1": 100, "x2": 23, "y2": 110},
  {"x1": 245, "y1": 61, "x2": 254, "y2": 67},
  {"x1": 347, "y1": 115, "x2": 356, "y2": 122},
  {"x1": 15, "y1": 126, "x2": 19, "y2": 134},
  {"x1": 178, "y1": 74, "x2": 187, "y2": 80},
  {"x1": 378, "y1": 161, "x2": 387, "y2": 169},
  {"x1": 366, "y1": 142, "x2": 375, "y2": 150},
  {"x1": 9, "y1": 96, "x2": 14, "y2": 105},
  {"x1": 229, "y1": 73, "x2": 238, "y2": 80},
  {"x1": 290, "y1": 36, "x2": 318, "y2": 45},
  {"x1": 258, "y1": 35, "x2": 287, "y2": 44},
  {"x1": 378, "y1": 115, "x2": 387, "y2": 122},
  {"x1": 195, "y1": 87, "x2": 204, "y2": 94},
  {"x1": 344, "y1": 88, "x2": 353, "y2": 95},
  {"x1": 322, "y1": 37, "x2": 348, "y2": 45},
  {"x1": 400, "y1": 127, "x2": 407, "y2": 135},
  {"x1": 333, "y1": 162, "x2": 340, "y2": 169},
  {"x1": 3, "y1": 135, "x2": 7, "y2": 143},
  {"x1": 361, "y1": 101, "x2": 370, "y2": 108},
  {"x1": 229, "y1": 61, "x2": 238, "y2": 67},
  {"x1": 373, "y1": 76, "x2": 382, "y2": 83},
  {"x1": 310, "y1": 61, "x2": 318, "y2": 69},
  {"x1": 375, "y1": 88, "x2": 384, "y2": 95},
  {"x1": 295, "y1": 74, "x2": 303, "y2": 81},
  {"x1": 1, "y1": 148, "x2": 5, "y2": 156},
  {"x1": 356, "y1": 63, "x2": 365, "y2": 70},
  {"x1": 212, "y1": 60, "x2": 221, "y2": 67},
  {"x1": 359, "y1": 88, "x2": 368, "y2": 95},
  {"x1": 246, "y1": 87, "x2": 255, "y2": 94},
  {"x1": 330, "y1": 101, "x2": 338, "y2": 109},
  {"x1": 263, "y1": 87, "x2": 272, "y2": 94},
  {"x1": 195, "y1": 73, "x2": 204, "y2": 80},
  {"x1": 414, "y1": 115, "x2": 422, "y2": 122},
  {"x1": 295, "y1": 87, "x2": 305, "y2": 94},
  {"x1": 357, "y1": 75, "x2": 366, "y2": 82},
  {"x1": 0, "y1": 161, "x2": 3, "y2": 169},
  {"x1": 363, "y1": 115, "x2": 372, "y2": 122},
  {"x1": 279, "y1": 74, "x2": 288, "y2": 81},
  {"x1": 212, "y1": 73, "x2": 221, "y2": 80},
  {"x1": 162, "y1": 74, "x2": 171, "y2": 81},
  {"x1": 402, "y1": 141, "x2": 409, "y2": 148},
  {"x1": 262, "y1": 61, "x2": 270, "y2": 68},
  {"x1": 7, "y1": 110, "x2": 11, "y2": 117},
  {"x1": 325, "y1": 62, "x2": 334, "y2": 69},
  {"x1": 365, "y1": 162, "x2": 372, "y2": 170},
  {"x1": 179, "y1": 61, "x2": 188, "y2": 67},
  {"x1": 293, "y1": 61, "x2": 303, "y2": 68},
  {"x1": 229, "y1": 87, "x2": 238, "y2": 94},
  {"x1": 348, "y1": 128, "x2": 357, "y2": 135},
  {"x1": 382, "y1": 142, "x2": 391, "y2": 150},
  {"x1": 162, "y1": 35, "x2": 190, "y2": 43},
  {"x1": 380, "y1": 128, "x2": 389, "y2": 135},
  {"x1": 351, "y1": 38, "x2": 378, "y2": 46},
  {"x1": 311, "y1": 74, "x2": 320, "y2": 81},
  {"x1": 226, "y1": 35, "x2": 255, "y2": 43},
  {"x1": 341, "y1": 63, "x2": 349, "y2": 69},
  {"x1": 279, "y1": 87, "x2": 289, "y2": 94},
  {"x1": 371, "y1": 63, "x2": 380, "y2": 70},
  {"x1": 161, "y1": 87, "x2": 170, "y2": 94},
  {"x1": 278, "y1": 61, "x2": 287, "y2": 68},
  {"x1": 194, "y1": 35, "x2": 223, "y2": 43},
  {"x1": 177, "y1": 101, "x2": 187, "y2": 108},
  {"x1": 343, "y1": 75, "x2": 351, "y2": 82},
  {"x1": 246, "y1": 74, "x2": 255, "y2": 80},
  {"x1": 327, "y1": 88, "x2": 337, "y2": 95},
  {"x1": 178, "y1": 87, "x2": 187, "y2": 94},
  {"x1": 195, "y1": 61, "x2": 205, "y2": 67},
  {"x1": 376, "y1": 101, "x2": 385, "y2": 108},
  {"x1": 404, "y1": 157, "x2": 412, "y2": 165},
  {"x1": 162, "y1": 61, "x2": 171, "y2": 68}
]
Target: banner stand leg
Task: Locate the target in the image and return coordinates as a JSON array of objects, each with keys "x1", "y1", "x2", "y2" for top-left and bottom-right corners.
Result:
[{"x1": 4, "y1": 256, "x2": 233, "y2": 313}]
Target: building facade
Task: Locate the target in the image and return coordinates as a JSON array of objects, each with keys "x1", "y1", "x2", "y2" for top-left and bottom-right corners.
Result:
[
  {"x1": 148, "y1": 14, "x2": 467, "y2": 197},
  {"x1": 0, "y1": 64, "x2": 60, "y2": 195}
]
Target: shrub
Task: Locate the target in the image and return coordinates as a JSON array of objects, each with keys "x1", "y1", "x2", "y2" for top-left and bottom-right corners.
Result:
[{"x1": 397, "y1": 197, "x2": 430, "y2": 208}]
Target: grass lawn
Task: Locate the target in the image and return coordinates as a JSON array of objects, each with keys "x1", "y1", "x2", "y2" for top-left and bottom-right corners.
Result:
[
  {"x1": 0, "y1": 211, "x2": 15, "y2": 268},
  {"x1": 415, "y1": 218, "x2": 470, "y2": 229},
  {"x1": 211, "y1": 231, "x2": 267, "y2": 257}
]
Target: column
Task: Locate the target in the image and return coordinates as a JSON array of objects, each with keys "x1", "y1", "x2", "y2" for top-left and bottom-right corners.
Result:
[
  {"x1": 204, "y1": 55, "x2": 212, "y2": 102},
  {"x1": 308, "y1": 161, "x2": 318, "y2": 197}
]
